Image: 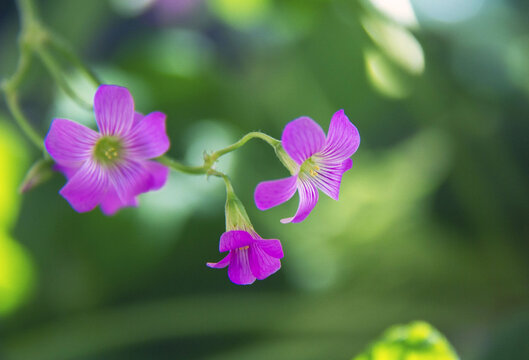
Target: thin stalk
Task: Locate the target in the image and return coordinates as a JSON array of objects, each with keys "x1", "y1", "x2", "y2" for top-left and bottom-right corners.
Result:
[
  {"x1": 156, "y1": 132, "x2": 279, "y2": 176},
  {"x1": 4, "y1": 91, "x2": 45, "y2": 151},
  {"x1": 156, "y1": 155, "x2": 208, "y2": 175},
  {"x1": 35, "y1": 45, "x2": 93, "y2": 110},
  {"x1": 16, "y1": 0, "x2": 38, "y2": 28},
  {"x1": 45, "y1": 30, "x2": 102, "y2": 87},
  {"x1": 210, "y1": 131, "x2": 280, "y2": 161},
  {"x1": 1, "y1": 0, "x2": 45, "y2": 150}
]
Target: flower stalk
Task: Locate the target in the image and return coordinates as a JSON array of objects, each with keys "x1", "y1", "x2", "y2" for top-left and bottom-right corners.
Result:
[{"x1": 156, "y1": 131, "x2": 280, "y2": 177}]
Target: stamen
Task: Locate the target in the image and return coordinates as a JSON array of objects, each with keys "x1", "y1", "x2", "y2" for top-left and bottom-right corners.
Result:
[
  {"x1": 93, "y1": 136, "x2": 123, "y2": 165},
  {"x1": 302, "y1": 158, "x2": 320, "y2": 177}
]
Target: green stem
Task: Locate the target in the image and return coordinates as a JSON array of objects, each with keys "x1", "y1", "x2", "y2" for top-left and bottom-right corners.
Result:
[
  {"x1": 156, "y1": 131, "x2": 279, "y2": 176},
  {"x1": 4, "y1": 90, "x2": 44, "y2": 151},
  {"x1": 45, "y1": 30, "x2": 102, "y2": 87},
  {"x1": 156, "y1": 155, "x2": 208, "y2": 175},
  {"x1": 1, "y1": 0, "x2": 44, "y2": 150},
  {"x1": 35, "y1": 44, "x2": 93, "y2": 110},
  {"x1": 17, "y1": 0, "x2": 38, "y2": 28},
  {"x1": 210, "y1": 131, "x2": 280, "y2": 161}
]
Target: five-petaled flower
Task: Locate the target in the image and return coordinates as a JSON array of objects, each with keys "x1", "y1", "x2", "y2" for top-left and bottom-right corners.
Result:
[
  {"x1": 254, "y1": 110, "x2": 360, "y2": 223},
  {"x1": 207, "y1": 230, "x2": 284, "y2": 285},
  {"x1": 45, "y1": 84, "x2": 170, "y2": 215}
]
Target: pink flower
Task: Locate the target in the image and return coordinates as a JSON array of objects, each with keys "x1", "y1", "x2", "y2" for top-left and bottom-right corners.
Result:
[
  {"x1": 254, "y1": 110, "x2": 360, "y2": 223},
  {"x1": 207, "y1": 230, "x2": 284, "y2": 285},
  {"x1": 45, "y1": 85, "x2": 170, "y2": 215}
]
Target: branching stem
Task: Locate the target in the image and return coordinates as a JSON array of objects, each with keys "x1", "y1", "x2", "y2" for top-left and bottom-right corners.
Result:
[{"x1": 156, "y1": 131, "x2": 279, "y2": 176}]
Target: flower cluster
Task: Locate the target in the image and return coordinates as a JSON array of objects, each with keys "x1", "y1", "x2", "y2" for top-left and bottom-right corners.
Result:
[{"x1": 45, "y1": 84, "x2": 360, "y2": 285}]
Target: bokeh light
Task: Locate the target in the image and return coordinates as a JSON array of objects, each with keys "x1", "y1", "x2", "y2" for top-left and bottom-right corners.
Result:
[
  {"x1": 411, "y1": 0, "x2": 486, "y2": 24},
  {"x1": 365, "y1": 0, "x2": 418, "y2": 28}
]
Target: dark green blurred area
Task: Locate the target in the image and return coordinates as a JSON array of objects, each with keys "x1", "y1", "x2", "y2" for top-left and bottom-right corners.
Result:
[{"x1": 0, "y1": 0, "x2": 528, "y2": 359}]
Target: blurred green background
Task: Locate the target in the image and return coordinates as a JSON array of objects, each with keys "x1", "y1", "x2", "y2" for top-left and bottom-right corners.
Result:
[{"x1": 1, "y1": 0, "x2": 528, "y2": 359}]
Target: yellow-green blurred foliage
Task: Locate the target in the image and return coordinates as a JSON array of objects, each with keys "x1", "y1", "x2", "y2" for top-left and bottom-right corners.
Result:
[
  {"x1": 0, "y1": 119, "x2": 35, "y2": 315},
  {"x1": 353, "y1": 321, "x2": 459, "y2": 360}
]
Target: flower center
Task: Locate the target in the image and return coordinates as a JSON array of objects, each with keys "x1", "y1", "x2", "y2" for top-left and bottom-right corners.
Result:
[
  {"x1": 93, "y1": 136, "x2": 124, "y2": 165},
  {"x1": 300, "y1": 157, "x2": 320, "y2": 177},
  {"x1": 240, "y1": 246, "x2": 249, "y2": 250}
]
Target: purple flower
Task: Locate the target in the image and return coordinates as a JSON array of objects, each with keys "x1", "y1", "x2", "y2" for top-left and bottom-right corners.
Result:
[
  {"x1": 45, "y1": 85, "x2": 170, "y2": 215},
  {"x1": 254, "y1": 110, "x2": 360, "y2": 223},
  {"x1": 207, "y1": 230, "x2": 284, "y2": 285}
]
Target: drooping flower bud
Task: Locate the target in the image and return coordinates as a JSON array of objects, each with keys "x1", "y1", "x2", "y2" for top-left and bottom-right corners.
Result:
[{"x1": 19, "y1": 158, "x2": 54, "y2": 193}]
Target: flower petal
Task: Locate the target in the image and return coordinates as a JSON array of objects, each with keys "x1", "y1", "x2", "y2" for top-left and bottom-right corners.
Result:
[
  {"x1": 249, "y1": 244, "x2": 281, "y2": 280},
  {"x1": 255, "y1": 239, "x2": 284, "y2": 259},
  {"x1": 310, "y1": 157, "x2": 353, "y2": 201},
  {"x1": 219, "y1": 230, "x2": 255, "y2": 252},
  {"x1": 254, "y1": 176, "x2": 297, "y2": 211},
  {"x1": 207, "y1": 253, "x2": 231, "y2": 269},
  {"x1": 54, "y1": 164, "x2": 80, "y2": 180},
  {"x1": 228, "y1": 248, "x2": 256, "y2": 285},
  {"x1": 143, "y1": 161, "x2": 170, "y2": 191},
  {"x1": 106, "y1": 160, "x2": 169, "y2": 204},
  {"x1": 94, "y1": 85, "x2": 135, "y2": 136},
  {"x1": 100, "y1": 187, "x2": 139, "y2": 215},
  {"x1": 281, "y1": 117, "x2": 326, "y2": 164},
  {"x1": 45, "y1": 119, "x2": 99, "y2": 166},
  {"x1": 59, "y1": 160, "x2": 108, "y2": 213},
  {"x1": 133, "y1": 112, "x2": 144, "y2": 126},
  {"x1": 342, "y1": 157, "x2": 353, "y2": 172},
  {"x1": 320, "y1": 109, "x2": 360, "y2": 161},
  {"x1": 281, "y1": 179, "x2": 319, "y2": 223},
  {"x1": 126, "y1": 111, "x2": 170, "y2": 159}
]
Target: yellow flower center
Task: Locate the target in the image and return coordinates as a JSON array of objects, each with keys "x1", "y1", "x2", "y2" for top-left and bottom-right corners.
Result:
[
  {"x1": 93, "y1": 136, "x2": 123, "y2": 165},
  {"x1": 300, "y1": 157, "x2": 320, "y2": 177}
]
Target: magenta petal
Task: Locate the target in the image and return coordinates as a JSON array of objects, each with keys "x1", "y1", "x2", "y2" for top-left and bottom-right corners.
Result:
[
  {"x1": 281, "y1": 180, "x2": 319, "y2": 223},
  {"x1": 106, "y1": 161, "x2": 147, "y2": 200},
  {"x1": 249, "y1": 244, "x2": 281, "y2": 280},
  {"x1": 105, "y1": 160, "x2": 163, "y2": 202},
  {"x1": 94, "y1": 85, "x2": 135, "y2": 136},
  {"x1": 126, "y1": 111, "x2": 170, "y2": 159},
  {"x1": 219, "y1": 231, "x2": 255, "y2": 252},
  {"x1": 255, "y1": 239, "x2": 284, "y2": 259},
  {"x1": 310, "y1": 158, "x2": 352, "y2": 201},
  {"x1": 207, "y1": 253, "x2": 231, "y2": 269},
  {"x1": 100, "y1": 187, "x2": 138, "y2": 215},
  {"x1": 59, "y1": 161, "x2": 108, "y2": 213},
  {"x1": 45, "y1": 119, "x2": 99, "y2": 166},
  {"x1": 228, "y1": 248, "x2": 256, "y2": 285},
  {"x1": 254, "y1": 176, "x2": 297, "y2": 211},
  {"x1": 321, "y1": 110, "x2": 360, "y2": 161},
  {"x1": 54, "y1": 164, "x2": 80, "y2": 180},
  {"x1": 342, "y1": 158, "x2": 353, "y2": 172},
  {"x1": 281, "y1": 117, "x2": 326, "y2": 164},
  {"x1": 143, "y1": 161, "x2": 170, "y2": 191},
  {"x1": 133, "y1": 112, "x2": 144, "y2": 126}
]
